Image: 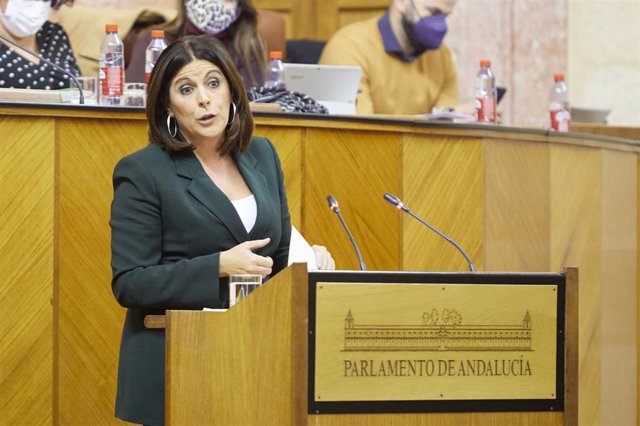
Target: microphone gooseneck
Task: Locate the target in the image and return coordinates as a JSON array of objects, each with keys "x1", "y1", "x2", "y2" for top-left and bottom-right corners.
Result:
[
  {"x1": 327, "y1": 194, "x2": 366, "y2": 271},
  {"x1": 0, "y1": 32, "x2": 85, "y2": 104},
  {"x1": 383, "y1": 192, "x2": 476, "y2": 272}
]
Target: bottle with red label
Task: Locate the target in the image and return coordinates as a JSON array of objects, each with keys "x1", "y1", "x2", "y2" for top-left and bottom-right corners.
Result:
[
  {"x1": 99, "y1": 23, "x2": 125, "y2": 105},
  {"x1": 549, "y1": 73, "x2": 571, "y2": 132},
  {"x1": 145, "y1": 30, "x2": 168, "y2": 85},
  {"x1": 475, "y1": 59, "x2": 497, "y2": 124}
]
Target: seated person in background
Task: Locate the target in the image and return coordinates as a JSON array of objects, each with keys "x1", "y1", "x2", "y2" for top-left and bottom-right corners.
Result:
[
  {"x1": 0, "y1": 0, "x2": 80, "y2": 89},
  {"x1": 126, "y1": 0, "x2": 267, "y2": 88},
  {"x1": 320, "y1": 0, "x2": 458, "y2": 115},
  {"x1": 50, "y1": 5, "x2": 176, "y2": 80}
]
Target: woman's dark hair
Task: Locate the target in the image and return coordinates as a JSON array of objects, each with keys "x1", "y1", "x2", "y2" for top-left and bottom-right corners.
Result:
[
  {"x1": 52, "y1": 0, "x2": 74, "y2": 9},
  {"x1": 161, "y1": 0, "x2": 267, "y2": 86},
  {"x1": 229, "y1": 0, "x2": 267, "y2": 85},
  {"x1": 146, "y1": 35, "x2": 253, "y2": 156}
]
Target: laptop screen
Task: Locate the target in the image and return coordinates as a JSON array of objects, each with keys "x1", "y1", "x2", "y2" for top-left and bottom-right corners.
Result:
[{"x1": 283, "y1": 63, "x2": 362, "y2": 115}]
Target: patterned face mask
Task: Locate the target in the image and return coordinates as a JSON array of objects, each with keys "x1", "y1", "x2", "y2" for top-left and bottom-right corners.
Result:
[{"x1": 185, "y1": 0, "x2": 239, "y2": 35}]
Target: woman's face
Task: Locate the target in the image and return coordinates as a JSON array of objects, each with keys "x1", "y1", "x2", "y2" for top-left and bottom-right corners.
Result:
[{"x1": 168, "y1": 59, "x2": 232, "y2": 148}]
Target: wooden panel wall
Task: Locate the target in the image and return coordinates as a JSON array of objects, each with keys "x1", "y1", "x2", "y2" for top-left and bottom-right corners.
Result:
[
  {"x1": 73, "y1": 0, "x2": 386, "y2": 39},
  {"x1": 549, "y1": 145, "x2": 602, "y2": 423},
  {"x1": 484, "y1": 140, "x2": 551, "y2": 272},
  {"x1": 253, "y1": 0, "x2": 311, "y2": 39},
  {"x1": 303, "y1": 128, "x2": 401, "y2": 271},
  {"x1": 57, "y1": 118, "x2": 146, "y2": 424},
  {"x1": 0, "y1": 108, "x2": 638, "y2": 424},
  {"x1": 0, "y1": 117, "x2": 55, "y2": 424},
  {"x1": 314, "y1": 0, "x2": 388, "y2": 40},
  {"x1": 600, "y1": 151, "x2": 637, "y2": 426},
  {"x1": 254, "y1": 125, "x2": 303, "y2": 228},
  {"x1": 403, "y1": 136, "x2": 483, "y2": 272}
]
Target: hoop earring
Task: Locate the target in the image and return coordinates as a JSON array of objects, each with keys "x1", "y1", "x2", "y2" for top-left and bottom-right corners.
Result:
[
  {"x1": 166, "y1": 114, "x2": 177, "y2": 138},
  {"x1": 227, "y1": 102, "x2": 237, "y2": 126}
]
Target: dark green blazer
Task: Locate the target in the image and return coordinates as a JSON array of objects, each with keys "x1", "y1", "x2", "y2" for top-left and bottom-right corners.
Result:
[{"x1": 110, "y1": 137, "x2": 291, "y2": 425}]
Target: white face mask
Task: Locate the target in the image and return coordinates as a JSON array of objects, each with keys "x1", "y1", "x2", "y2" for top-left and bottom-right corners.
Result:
[{"x1": 0, "y1": 0, "x2": 51, "y2": 38}]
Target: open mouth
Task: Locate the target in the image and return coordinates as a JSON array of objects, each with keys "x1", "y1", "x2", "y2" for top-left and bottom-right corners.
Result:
[{"x1": 198, "y1": 113, "x2": 215, "y2": 121}]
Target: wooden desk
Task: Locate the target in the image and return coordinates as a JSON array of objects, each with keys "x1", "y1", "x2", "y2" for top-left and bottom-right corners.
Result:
[
  {"x1": 1, "y1": 104, "x2": 637, "y2": 425},
  {"x1": 571, "y1": 122, "x2": 640, "y2": 141}
]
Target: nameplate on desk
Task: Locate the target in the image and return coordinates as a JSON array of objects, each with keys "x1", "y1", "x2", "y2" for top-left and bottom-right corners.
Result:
[{"x1": 310, "y1": 278, "x2": 563, "y2": 413}]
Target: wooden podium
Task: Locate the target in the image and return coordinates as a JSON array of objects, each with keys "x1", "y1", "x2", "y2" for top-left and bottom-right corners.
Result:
[{"x1": 160, "y1": 264, "x2": 578, "y2": 426}]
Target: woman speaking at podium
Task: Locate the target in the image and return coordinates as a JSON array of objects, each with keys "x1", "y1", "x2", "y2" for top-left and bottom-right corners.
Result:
[
  {"x1": 109, "y1": 35, "x2": 291, "y2": 425},
  {"x1": 0, "y1": 0, "x2": 80, "y2": 89}
]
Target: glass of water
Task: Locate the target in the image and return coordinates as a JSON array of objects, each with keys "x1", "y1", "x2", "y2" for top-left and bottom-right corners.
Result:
[
  {"x1": 123, "y1": 82, "x2": 146, "y2": 107},
  {"x1": 229, "y1": 274, "x2": 263, "y2": 307},
  {"x1": 69, "y1": 76, "x2": 98, "y2": 104}
]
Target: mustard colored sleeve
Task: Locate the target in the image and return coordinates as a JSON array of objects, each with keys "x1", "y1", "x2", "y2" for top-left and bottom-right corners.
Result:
[
  {"x1": 434, "y1": 46, "x2": 459, "y2": 108},
  {"x1": 320, "y1": 33, "x2": 374, "y2": 115}
]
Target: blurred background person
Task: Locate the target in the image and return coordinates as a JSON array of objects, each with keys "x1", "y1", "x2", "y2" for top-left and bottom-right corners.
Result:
[
  {"x1": 320, "y1": 0, "x2": 458, "y2": 115},
  {"x1": 49, "y1": 4, "x2": 175, "y2": 80},
  {"x1": 0, "y1": 0, "x2": 80, "y2": 88},
  {"x1": 126, "y1": 0, "x2": 268, "y2": 88}
]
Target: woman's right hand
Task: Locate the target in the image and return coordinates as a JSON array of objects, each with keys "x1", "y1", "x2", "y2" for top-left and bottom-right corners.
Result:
[{"x1": 219, "y1": 238, "x2": 273, "y2": 277}]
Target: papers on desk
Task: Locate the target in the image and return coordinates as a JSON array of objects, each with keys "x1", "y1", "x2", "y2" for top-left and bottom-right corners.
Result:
[
  {"x1": 287, "y1": 226, "x2": 318, "y2": 270},
  {"x1": 0, "y1": 87, "x2": 90, "y2": 104},
  {"x1": 0, "y1": 87, "x2": 64, "y2": 103},
  {"x1": 417, "y1": 111, "x2": 475, "y2": 122}
]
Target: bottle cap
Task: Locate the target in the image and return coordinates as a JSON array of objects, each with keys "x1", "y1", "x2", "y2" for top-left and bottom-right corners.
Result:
[
  {"x1": 151, "y1": 29, "x2": 165, "y2": 38},
  {"x1": 554, "y1": 73, "x2": 565, "y2": 82},
  {"x1": 480, "y1": 59, "x2": 491, "y2": 67},
  {"x1": 269, "y1": 51, "x2": 283, "y2": 60},
  {"x1": 105, "y1": 23, "x2": 118, "y2": 33}
]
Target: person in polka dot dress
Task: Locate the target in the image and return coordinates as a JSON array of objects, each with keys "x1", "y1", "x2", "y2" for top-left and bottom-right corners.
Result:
[{"x1": 0, "y1": 0, "x2": 80, "y2": 89}]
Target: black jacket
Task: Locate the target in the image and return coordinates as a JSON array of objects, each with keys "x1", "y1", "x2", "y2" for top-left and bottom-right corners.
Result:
[{"x1": 110, "y1": 137, "x2": 290, "y2": 425}]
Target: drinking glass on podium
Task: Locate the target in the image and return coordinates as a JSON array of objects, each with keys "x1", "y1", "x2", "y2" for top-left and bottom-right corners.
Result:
[
  {"x1": 123, "y1": 82, "x2": 146, "y2": 106},
  {"x1": 229, "y1": 274, "x2": 263, "y2": 307},
  {"x1": 70, "y1": 76, "x2": 97, "y2": 104}
]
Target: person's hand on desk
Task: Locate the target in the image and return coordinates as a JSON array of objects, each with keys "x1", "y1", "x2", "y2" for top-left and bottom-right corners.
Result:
[
  {"x1": 219, "y1": 238, "x2": 273, "y2": 276},
  {"x1": 312, "y1": 245, "x2": 335, "y2": 270}
]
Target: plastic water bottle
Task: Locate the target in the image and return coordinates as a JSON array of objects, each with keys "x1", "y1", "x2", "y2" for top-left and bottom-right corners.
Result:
[
  {"x1": 264, "y1": 51, "x2": 286, "y2": 91},
  {"x1": 475, "y1": 59, "x2": 497, "y2": 124},
  {"x1": 99, "y1": 23, "x2": 125, "y2": 105},
  {"x1": 549, "y1": 73, "x2": 571, "y2": 132},
  {"x1": 145, "y1": 30, "x2": 167, "y2": 85}
]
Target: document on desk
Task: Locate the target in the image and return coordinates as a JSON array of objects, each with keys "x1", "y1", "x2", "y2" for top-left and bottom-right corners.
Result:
[
  {"x1": 288, "y1": 226, "x2": 317, "y2": 270},
  {"x1": 417, "y1": 112, "x2": 475, "y2": 121}
]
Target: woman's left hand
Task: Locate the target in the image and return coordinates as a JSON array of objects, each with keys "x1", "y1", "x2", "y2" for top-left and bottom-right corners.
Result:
[{"x1": 312, "y1": 245, "x2": 335, "y2": 270}]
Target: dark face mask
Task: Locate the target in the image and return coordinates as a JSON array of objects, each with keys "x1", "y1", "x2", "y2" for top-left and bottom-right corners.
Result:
[{"x1": 401, "y1": 13, "x2": 448, "y2": 54}]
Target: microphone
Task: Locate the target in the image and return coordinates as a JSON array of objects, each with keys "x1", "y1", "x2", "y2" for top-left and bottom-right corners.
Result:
[
  {"x1": 327, "y1": 195, "x2": 366, "y2": 271},
  {"x1": 0, "y1": 32, "x2": 84, "y2": 104},
  {"x1": 383, "y1": 192, "x2": 476, "y2": 272}
]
